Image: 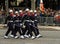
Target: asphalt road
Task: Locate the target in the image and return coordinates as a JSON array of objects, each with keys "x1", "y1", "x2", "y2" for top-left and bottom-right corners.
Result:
[{"x1": 0, "y1": 28, "x2": 60, "y2": 44}]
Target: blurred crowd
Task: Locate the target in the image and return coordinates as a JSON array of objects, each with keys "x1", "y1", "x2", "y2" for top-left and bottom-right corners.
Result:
[
  {"x1": 0, "y1": 7, "x2": 59, "y2": 17},
  {"x1": 0, "y1": 8, "x2": 59, "y2": 17},
  {"x1": 0, "y1": 7, "x2": 60, "y2": 25}
]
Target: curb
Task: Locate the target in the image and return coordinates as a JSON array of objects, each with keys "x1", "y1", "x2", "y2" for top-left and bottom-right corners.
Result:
[
  {"x1": 0, "y1": 24, "x2": 60, "y2": 30},
  {"x1": 38, "y1": 26, "x2": 60, "y2": 30}
]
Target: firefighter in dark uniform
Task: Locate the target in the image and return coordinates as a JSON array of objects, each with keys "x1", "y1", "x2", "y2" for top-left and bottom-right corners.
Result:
[
  {"x1": 34, "y1": 10, "x2": 42, "y2": 38},
  {"x1": 22, "y1": 8, "x2": 34, "y2": 39},
  {"x1": 4, "y1": 10, "x2": 15, "y2": 39},
  {"x1": 19, "y1": 10, "x2": 25, "y2": 39},
  {"x1": 26, "y1": 10, "x2": 42, "y2": 38},
  {"x1": 13, "y1": 11, "x2": 24, "y2": 39},
  {"x1": 22, "y1": 8, "x2": 30, "y2": 38},
  {"x1": 25, "y1": 10, "x2": 36, "y2": 39}
]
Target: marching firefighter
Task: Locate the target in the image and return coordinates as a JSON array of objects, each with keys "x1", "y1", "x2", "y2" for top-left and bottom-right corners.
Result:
[
  {"x1": 13, "y1": 11, "x2": 24, "y2": 39},
  {"x1": 22, "y1": 8, "x2": 30, "y2": 38},
  {"x1": 27, "y1": 10, "x2": 37, "y2": 39},
  {"x1": 25, "y1": 10, "x2": 36, "y2": 39},
  {"x1": 4, "y1": 10, "x2": 15, "y2": 39},
  {"x1": 19, "y1": 10, "x2": 25, "y2": 39},
  {"x1": 22, "y1": 8, "x2": 34, "y2": 39},
  {"x1": 27, "y1": 10, "x2": 42, "y2": 38},
  {"x1": 33, "y1": 10, "x2": 42, "y2": 38}
]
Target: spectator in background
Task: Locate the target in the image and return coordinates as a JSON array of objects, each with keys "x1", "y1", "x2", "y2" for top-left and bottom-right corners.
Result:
[
  {"x1": 40, "y1": 11, "x2": 46, "y2": 17},
  {"x1": 39, "y1": 9, "x2": 47, "y2": 25},
  {"x1": 54, "y1": 10, "x2": 60, "y2": 26},
  {"x1": 50, "y1": 9, "x2": 55, "y2": 17}
]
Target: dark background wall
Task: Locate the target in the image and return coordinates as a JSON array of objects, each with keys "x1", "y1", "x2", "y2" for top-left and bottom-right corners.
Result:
[{"x1": 0, "y1": 0, "x2": 59, "y2": 10}]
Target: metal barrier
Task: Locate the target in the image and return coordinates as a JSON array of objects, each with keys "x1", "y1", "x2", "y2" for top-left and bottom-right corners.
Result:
[
  {"x1": 0, "y1": 15, "x2": 6, "y2": 24},
  {"x1": 38, "y1": 17, "x2": 55, "y2": 26}
]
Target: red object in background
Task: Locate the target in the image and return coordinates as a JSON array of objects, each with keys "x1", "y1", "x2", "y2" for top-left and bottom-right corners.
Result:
[
  {"x1": 55, "y1": 15, "x2": 60, "y2": 22},
  {"x1": 40, "y1": 0, "x2": 44, "y2": 13}
]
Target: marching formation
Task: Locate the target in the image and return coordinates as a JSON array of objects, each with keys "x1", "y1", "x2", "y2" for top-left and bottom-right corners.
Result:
[{"x1": 4, "y1": 8, "x2": 42, "y2": 39}]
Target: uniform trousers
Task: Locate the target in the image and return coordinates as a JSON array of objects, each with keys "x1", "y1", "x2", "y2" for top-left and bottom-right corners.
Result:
[
  {"x1": 5, "y1": 22, "x2": 14, "y2": 36},
  {"x1": 23, "y1": 21, "x2": 33, "y2": 37}
]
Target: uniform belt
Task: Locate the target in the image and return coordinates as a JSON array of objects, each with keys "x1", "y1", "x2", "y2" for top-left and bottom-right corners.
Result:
[
  {"x1": 31, "y1": 21, "x2": 34, "y2": 22},
  {"x1": 15, "y1": 20, "x2": 19, "y2": 22},
  {"x1": 15, "y1": 20, "x2": 22, "y2": 22},
  {"x1": 25, "y1": 20, "x2": 30, "y2": 22},
  {"x1": 30, "y1": 20, "x2": 34, "y2": 22},
  {"x1": 35, "y1": 20, "x2": 37, "y2": 21},
  {"x1": 8, "y1": 21, "x2": 13, "y2": 22},
  {"x1": 25, "y1": 20, "x2": 34, "y2": 22}
]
